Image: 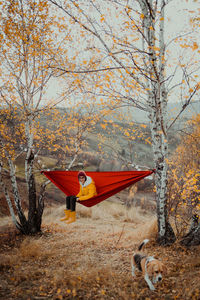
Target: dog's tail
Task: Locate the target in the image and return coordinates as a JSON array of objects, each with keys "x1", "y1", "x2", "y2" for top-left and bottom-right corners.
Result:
[{"x1": 138, "y1": 239, "x2": 149, "y2": 251}]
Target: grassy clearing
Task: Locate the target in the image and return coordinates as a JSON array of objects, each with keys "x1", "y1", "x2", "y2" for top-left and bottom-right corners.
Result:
[{"x1": 0, "y1": 201, "x2": 200, "y2": 300}]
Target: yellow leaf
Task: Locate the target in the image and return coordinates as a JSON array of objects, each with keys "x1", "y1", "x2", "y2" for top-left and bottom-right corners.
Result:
[
  {"x1": 192, "y1": 42, "x2": 198, "y2": 50},
  {"x1": 196, "y1": 83, "x2": 200, "y2": 90},
  {"x1": 100, "y1": 15, "x2": 105, "y2": 22}
]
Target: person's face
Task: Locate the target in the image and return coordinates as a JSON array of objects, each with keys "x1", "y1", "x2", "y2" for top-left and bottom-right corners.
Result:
[{"x1": 79, "y1": 176, "x2": 86, "y2": 184}]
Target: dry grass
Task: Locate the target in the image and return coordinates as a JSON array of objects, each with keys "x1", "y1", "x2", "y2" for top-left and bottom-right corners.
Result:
[
  {"x1": 77, "y1": 200, "x2": 152, "y2": 223},
  {"x1": 0, "y1": 201, "x2": 200, "y2": 300}
]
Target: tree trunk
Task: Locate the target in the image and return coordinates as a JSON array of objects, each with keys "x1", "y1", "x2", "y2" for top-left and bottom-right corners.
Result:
[
  {"x1": 2, "y1": 149, "x2": 45, "y2": 235},
  {"x1": 180, "y1": 215, "x2": 200, "y2": 246},
  {"x1": 0, "y1": 160, "x2": 23, "y2": 232},
  {"x1": 36, "y1": 182, "x2": 46, "y2": 231},
  {"x1": 27, "y1": 170, "x2": 38, "y2": 233},
  {"x1": 150, "y1": 107, "x2": 176, "y2": 245},
  {"x1": 27, "y1": 150, "x2": 44, "y2": 234},
  {"x1": 7, "y1": 156, "x2": 29, "y2": 233},
  {"x1": 141, "y1": 0, "x2": 176, "y2": 245}
]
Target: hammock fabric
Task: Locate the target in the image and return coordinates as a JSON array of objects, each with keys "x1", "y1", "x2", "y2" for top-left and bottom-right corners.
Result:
[{"x1": 42, "y1": 170, "x2": 154, "y2": 208}]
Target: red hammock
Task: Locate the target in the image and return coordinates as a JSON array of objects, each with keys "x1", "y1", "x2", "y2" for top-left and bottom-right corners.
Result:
[{"x1": 42, "y1": 170, "x2": 154, "y2": 207}]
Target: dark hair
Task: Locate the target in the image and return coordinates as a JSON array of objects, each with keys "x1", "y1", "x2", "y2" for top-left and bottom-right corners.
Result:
[{"x1": 78, "y1": 170, "x2": 87, "y2": 180}]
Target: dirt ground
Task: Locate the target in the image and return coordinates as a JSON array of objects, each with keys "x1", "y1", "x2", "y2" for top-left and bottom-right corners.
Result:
[{"x1": 0, "y1": 202, "x2": 200, "y2": 300}]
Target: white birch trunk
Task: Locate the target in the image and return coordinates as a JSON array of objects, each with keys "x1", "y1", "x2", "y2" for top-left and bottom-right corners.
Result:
[
  {"x1": 7, "y1": 156, "x2": 28, "y2": 230},
  {"x1": 138, "y1": 0, "x2": 175, "y2": 244},
  {"x1": 25, "y1": 118, "x2": 34, "y2": 184},
  {"x1": 0, "y1": 160, "x2": 21, "y2": 230},
  {"x1": 66, "y1": 143, "x2": 79, "y2": 170}
]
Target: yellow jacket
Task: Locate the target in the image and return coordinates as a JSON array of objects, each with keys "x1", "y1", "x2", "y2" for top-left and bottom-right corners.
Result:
[{"x1": 76, "y1": 176, "x2": 97, "y2": 201}]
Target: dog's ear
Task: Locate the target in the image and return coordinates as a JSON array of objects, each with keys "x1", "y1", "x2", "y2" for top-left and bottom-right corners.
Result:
[{"x1": 146, "y1": 262, "x2": 154, "y2": 276}]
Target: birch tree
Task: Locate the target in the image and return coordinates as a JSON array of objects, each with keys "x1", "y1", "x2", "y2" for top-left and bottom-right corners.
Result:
[
  {"x1": 48, "y1": 0, "x2": 200, "y2": 245},
  {"x1": 0, "y1": 0, "x2": 71, "y2": 234}
]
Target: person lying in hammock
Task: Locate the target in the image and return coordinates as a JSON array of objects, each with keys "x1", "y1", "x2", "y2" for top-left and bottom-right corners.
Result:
[{"x1": 60, "y1": 170, "x2": 97, "y2": 224}]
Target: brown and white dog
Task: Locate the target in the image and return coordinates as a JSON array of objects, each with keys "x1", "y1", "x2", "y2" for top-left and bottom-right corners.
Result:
[{"x1": 131, "y1": 239, "x2": 167, "y2": 291}]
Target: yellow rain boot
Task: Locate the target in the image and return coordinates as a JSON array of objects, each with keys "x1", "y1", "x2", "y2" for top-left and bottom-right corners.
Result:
[
  {"x1": 60, "y1": 209, "x2": 70, "y2": 221},
  {"x1": 66, "y1": 211, "x2": 76, "y2": 224}
]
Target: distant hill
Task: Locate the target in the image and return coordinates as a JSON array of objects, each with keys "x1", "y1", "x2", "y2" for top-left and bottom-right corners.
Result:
[
  {"x1": 58, "y1": 101, "x2": 198, "y2": 168},
  {"x1": 112, "y1": 100, "x2": 200, "y2": 125}
]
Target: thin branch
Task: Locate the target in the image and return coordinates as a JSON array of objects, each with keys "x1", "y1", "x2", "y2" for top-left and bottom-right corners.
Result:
[{"x1": 167, "y1": 87, "x2": 198, "y2": 131}]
